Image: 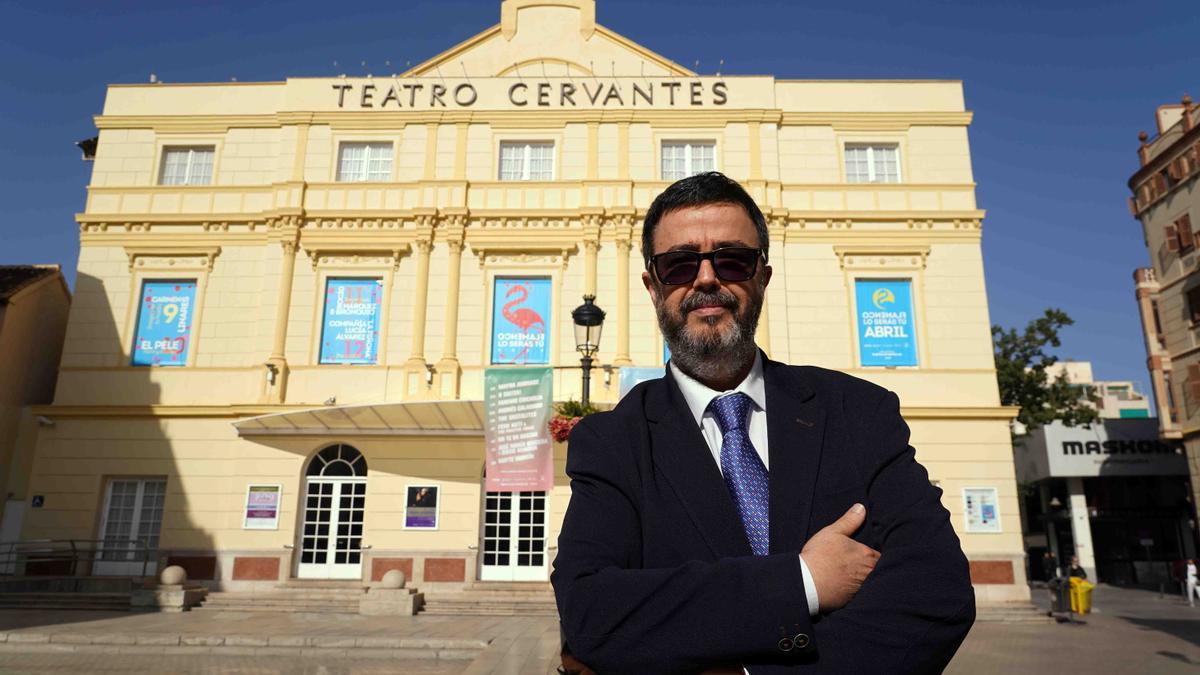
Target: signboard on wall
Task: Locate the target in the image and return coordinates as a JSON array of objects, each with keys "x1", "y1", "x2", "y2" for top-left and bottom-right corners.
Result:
[
  {"x1": 484, "y1": 368, "x2": 554, "y2": 491},
  {"x1": 319, "y1": 278, "x2": 383, "y2": 364},
  {"x1": 243, "y1": 484, "x2": 281, "y2": 530},
  {"x1": 404, "y1": 485, "x2": 440, "y2": 529},
  {"x1": 619, "y1": 367, "x2": 665, "y2": 399},
  {"x1": 1014, "y1": 419, "x2": 1188, "y2": 481},
  {"x1": 855, "y1": 279, "x2": 918, "y2": 367},
  {"x1": 132, "y1": 280, "x2": 196, "y2": 366},
  {"x1": 491, "y1": 277, "x2": 551, "y2": 365},
  {"x1": 963, "y1": 487, "x2": 1001, "y2": 533}
]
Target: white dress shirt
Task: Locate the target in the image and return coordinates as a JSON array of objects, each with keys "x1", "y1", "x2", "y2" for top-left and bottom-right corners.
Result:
[{"x1": 669, "y1": 354, "x2": 821, "y2": 617}]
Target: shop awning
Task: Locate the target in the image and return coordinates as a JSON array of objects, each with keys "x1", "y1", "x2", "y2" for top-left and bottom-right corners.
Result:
[{"x1": 233, "y1": 400, "x2": 488, "y2": 437}]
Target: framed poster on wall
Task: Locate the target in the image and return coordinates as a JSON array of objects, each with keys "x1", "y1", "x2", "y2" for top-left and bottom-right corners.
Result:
[
  {"x1": 404, "y1": 485, "x2": 440, "y2": 530},
  {"x1": 131, "y1": 280, "x2": 197, "y2": 367},
  {"x1": 243, "y1": 484, "x2": 281, "y2": 530},
  {"x1": 963, "y1": 487, "x2": 1001, "y2": 533},
  {"x1": 855, "y1": 279, "x2": 918, "y2": 367}
]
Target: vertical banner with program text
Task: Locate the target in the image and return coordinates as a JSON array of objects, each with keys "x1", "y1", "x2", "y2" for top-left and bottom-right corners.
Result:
[{"x1": 485, "y1": 368, "x2": 554, "y2": 491}]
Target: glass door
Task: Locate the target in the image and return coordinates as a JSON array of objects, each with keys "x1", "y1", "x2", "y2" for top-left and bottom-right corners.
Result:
[
  {"x1": 480, "y1": 491, "x2": 548, "y2": 581},
  {"x1": 94, "y1": 478, "x2": 165, "y2": 576},
  {"x1": 296, "y1": 444, "x2": 367, "y2": 580}
]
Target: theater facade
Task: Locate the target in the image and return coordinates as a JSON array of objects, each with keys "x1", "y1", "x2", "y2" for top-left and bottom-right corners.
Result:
[{"x1": 21, "y1": 0, "x2": 1025, "y2": 602}]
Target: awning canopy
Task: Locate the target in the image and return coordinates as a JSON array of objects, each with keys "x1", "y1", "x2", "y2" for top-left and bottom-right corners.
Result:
[{"x1": 233, "y1": 400, "x2": 488, "y2": 437}]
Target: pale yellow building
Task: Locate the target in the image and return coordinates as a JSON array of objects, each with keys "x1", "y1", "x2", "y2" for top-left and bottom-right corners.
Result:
[{"x1": 21, "y1": 0, "x2": 1024, "y2": 603}]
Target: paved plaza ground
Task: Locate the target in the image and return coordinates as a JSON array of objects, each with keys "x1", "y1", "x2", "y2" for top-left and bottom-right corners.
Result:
[{"x1": 0, "y1": 585, "x2": 1197, "y2": 673}]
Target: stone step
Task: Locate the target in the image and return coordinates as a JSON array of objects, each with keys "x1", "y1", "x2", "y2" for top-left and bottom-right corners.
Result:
[
  {"x1": 276, "y1": 580, "x2": 366, "y2": 590},
  {"x1": 195, "y1": 603, "x2": 361, "y2": 614},
  {"x1": 421, "y1": 606, "x2": 559, "y2": 616},
  {"x1": 203, "y1": 591, "x2": 366, "y2": 600},
  {"x1": 975, "y1": 604, "x2": 1054, "y2": 623},
  {"x1": 0, "y1": 593, "x2": 130, "y2": 611}
]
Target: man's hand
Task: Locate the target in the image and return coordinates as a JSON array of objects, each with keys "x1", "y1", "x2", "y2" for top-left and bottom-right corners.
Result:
[{"x1": 801, "y1": 503, "x2": 880, "y2": 613}]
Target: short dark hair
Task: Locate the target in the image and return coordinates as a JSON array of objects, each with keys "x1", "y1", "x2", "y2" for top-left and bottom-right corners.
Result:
[{"x1": 641, "y1": 171, "x2": 769, "y2": 268}]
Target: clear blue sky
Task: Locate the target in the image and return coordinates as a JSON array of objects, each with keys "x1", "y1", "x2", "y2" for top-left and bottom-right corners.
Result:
[{"x1": 2, "y1": 0, "x2": 1197, "y2": 398}]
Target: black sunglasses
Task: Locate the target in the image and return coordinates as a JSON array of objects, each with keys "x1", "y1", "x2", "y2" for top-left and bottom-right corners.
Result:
[{"x1": 648, "y1": 247, "x2": 765, "y2": 286}]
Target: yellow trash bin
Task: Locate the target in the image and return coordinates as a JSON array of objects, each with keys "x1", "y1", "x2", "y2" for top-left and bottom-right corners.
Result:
[{"x1": 1069, "y1": 576, "x2": 1095, "y2": 613}]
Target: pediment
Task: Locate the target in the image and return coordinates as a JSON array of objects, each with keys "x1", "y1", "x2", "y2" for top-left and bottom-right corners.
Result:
[{"x1": 403, "y1": 0, "x2": 694, "y2": 79}]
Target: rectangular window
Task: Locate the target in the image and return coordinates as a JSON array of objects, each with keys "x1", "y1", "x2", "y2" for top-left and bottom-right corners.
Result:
[
  {"x1": 491, "y1": 277, "x2": 551, "y2": 365},
  {"x1": 131, "y1": 280, "x2": 197, "y2": 367},
  {"x1": 1188, "y1": 286, "x2": 1200, "y2": 324},
  {"x1": 336, "y1": 142, "x2": 393, "y2": 182},
  {"x1": 499, "y1": 142, "x2": 554, "y2": 181},
  {"x1": 319, "y1": 278, "x2": 383, "y2": 364},
  {"x1": 158, "y1": 146, "x2": 214, "y2": 185},
  {"x1": 855, "y1": 279, "x2": 918, "y2": 367},
  {"x1": 845, "y1": 144, "x2": 901, "y2": 183},
  {"x1": 1177, "y1": 214, "x2": 1195, "y2": 254},
  {"x1": 661, "y1": 141, "x2": 715, "y2": 180}
]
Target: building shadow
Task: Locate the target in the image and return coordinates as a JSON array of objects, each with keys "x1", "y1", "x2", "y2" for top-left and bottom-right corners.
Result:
[
  {"x1": 1120, "y1": 616, "x2": 1200, "y2": 649},
  {"x1": 1, "y1": 270, "x2": 214, "y2": 631}
]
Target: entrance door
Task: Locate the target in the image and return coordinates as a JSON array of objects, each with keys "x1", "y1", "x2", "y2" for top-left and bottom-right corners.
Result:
[
  {"x1": 480, "y1": 491, "x2": 548, "y2": 581},
  {"x1": 296, "y1": 444, "x2": 367, "y2": 580},
  {"x1": 94, "y1": 478, "x2": 166, "y2": 576}
]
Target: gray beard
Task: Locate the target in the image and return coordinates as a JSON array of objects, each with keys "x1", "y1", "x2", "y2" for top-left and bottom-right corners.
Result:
[{"x1": 656, "y1": 286, "x2": 762, "y2": 384}]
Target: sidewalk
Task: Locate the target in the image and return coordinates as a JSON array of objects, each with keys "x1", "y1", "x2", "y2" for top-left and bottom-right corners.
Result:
[{"x1": 0, "y1": 609, "x2": 561, "y2": 674}]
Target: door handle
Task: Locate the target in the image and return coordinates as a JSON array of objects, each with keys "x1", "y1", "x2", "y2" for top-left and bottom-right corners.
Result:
[{"x1": 283, "y1": 544, "x2": 294, "y2": 550}]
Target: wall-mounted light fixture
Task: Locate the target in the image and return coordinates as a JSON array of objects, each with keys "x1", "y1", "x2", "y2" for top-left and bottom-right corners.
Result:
[
  {"x1": 264, "y1": 362, "x2": 278, "y2": 386},
  {"x1": 425, "y1": 364, "x2": 436, "y2": 386},
  {"x1": 602, "y1": 364, "x2": 613, "y2": 387}
]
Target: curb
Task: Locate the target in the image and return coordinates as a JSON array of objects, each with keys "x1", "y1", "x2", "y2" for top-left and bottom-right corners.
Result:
[{"x1": 0, "y1": 632, "x2": 488, "y2": 659}]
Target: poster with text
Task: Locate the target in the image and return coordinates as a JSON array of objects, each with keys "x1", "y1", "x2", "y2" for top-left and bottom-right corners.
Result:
[
  {"x1": 963, "y1": 487, "x2": 1001, "y2": 533},
  {"x1": 856, "y1": 279, "x2": 918, "y2": 367},
  {"x1": 243, "y1": 484, "x2": 281, "y2": 530},
  {"x1": 404, "y1": 485, "x2": 440, "y2": 529},
  {"x1": 320, "y1": 278, "x2": 383, "y2": 364},
  {"x1": 132, "y1": 280, "x2": 197, "y2": 366},
  {"x1": 485, "y1": 368, "x2": 554, "y2": 491},
  {"x1": 491, "y1": 277, "x2": 550, "y2": 365}
]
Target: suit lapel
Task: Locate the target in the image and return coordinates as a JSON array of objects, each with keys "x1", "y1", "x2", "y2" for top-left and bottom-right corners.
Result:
[
  {"x1": 763, "y1": 358, "x2": 826, "y2": 552},
  {"x1": 646, "y1": 374, "x2": 752, "y2": 558}
]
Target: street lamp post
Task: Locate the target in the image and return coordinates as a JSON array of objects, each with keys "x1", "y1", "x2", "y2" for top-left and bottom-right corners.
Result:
[{"x1": 571, "y1": 295, "x2": 606, "y2": 407}]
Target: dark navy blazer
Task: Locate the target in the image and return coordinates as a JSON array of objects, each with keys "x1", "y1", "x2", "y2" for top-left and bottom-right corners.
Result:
[{"x1": 551, "y1": 355, "x2": 975, "y2": 674}]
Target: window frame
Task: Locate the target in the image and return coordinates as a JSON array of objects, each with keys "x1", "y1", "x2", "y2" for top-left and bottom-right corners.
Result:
[
  {"x1": 335, "y1": 141, "x2": 395, "y2": 182},
  {"x1": 498, "y1": 141, "x2": 556, "y2": 181},
  {"x1": 660, "y1": 140, "x2": 717, "y2": 181},
  {"x1": 157, "y1": 145, "x2": 216, "y2": 186},
  {"x1": 843, "y1": 143, "x2": 902, "y2": 184}
]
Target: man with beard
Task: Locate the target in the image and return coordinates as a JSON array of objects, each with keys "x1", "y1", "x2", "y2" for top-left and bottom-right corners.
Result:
[{"x1": 551, "y1": 172, "x2": 975, "y2": 674}]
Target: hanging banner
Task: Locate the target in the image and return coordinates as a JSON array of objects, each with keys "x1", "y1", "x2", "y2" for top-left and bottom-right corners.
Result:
[
  {"x1": 485, "y1": 367, "x2": 554, "y2": 491},
  {"x1": 132, "y1": 280, "x2": 196, "y2": 366},
  {"x1": 619, "y1": 367, "x2": 665, "y2": 399},
  {"x1": 320, "y1": 278, "x2": 383, "y2": 364},
  {"x1": 856, "y1": 279, "x2": 918, "y2": 367},
  {"x1": 491, "y1": 277, "x2": 551, "y2": 365},
  {"x1": 243, "y1": 484, "x2": 281, "y2": 530}
]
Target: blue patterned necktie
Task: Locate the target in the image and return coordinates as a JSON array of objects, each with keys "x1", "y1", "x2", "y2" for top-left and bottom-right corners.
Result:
[{"x1": 710, "y1": 393, "x2": 770, "y2": 556}]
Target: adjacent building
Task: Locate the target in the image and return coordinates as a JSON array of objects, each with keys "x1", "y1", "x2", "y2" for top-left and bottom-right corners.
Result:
[
  {"x1": 1045, "y1": 360, "x2": 1153, "y2": 420},
  {"x1": 1130, "y1": 94, "x2": 1200, "y2": 544},
  {"x1": 0, "y1": 266, "x2": 70, "y2": 553},
  {"x1": 19, "y1": 0, "x2": 1025, "y2": 602}
]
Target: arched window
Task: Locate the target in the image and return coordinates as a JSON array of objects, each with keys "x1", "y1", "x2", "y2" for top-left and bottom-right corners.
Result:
[{"x1": 305, "y1": 444, "x2": 367, "y2": 477}]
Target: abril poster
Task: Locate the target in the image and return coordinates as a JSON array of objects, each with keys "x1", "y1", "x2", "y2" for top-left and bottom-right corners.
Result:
[
  {"x1": 855, "y1": 279, "x2": 918, "y2": 367},
  {"x1": 132, "y1": 280, "x2": 196, "y2": 366},
  {"x1": 491, "y1": 277, "x2": 550, "y2": 365}
]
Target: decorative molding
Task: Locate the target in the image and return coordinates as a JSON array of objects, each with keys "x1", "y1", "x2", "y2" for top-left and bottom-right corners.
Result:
[
  {"x1": 303, "y1": 244, "x2": 411, "y2": 271},
  {"x1": 124, "y1": 246, "x2": 221, "y2": 272},
  {"x1": 833, "y1": 245, "x2": 932, "y2": 271}
]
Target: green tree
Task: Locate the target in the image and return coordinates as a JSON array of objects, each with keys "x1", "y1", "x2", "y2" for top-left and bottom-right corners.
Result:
[{"x1": 992, "y1": 308, "x2": 1099, "y2": 433}]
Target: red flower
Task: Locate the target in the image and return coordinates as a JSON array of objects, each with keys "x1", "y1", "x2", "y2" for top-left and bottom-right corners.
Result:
[{"x1": 548, "y1": 415, "x2": 582, "y2": 443}]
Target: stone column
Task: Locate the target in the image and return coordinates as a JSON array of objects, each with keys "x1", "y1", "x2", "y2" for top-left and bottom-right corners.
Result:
[
  {"x1": 264, "y1": 224, "x2": 299, "y2": 404},
  {"x1": 1067, "y1": 477, "x2": 1097, "y2": 580},
  {"x1": 748, "y1": 121, "x2": 763, "y2": 181},
  {"x1": 613, "y1": 213, "x2": 635, "y2": 366},
  {"x1": 404, "y1": 217, "x2": 435, "y2": 397},
  {"x1": 437, "y1": 214, "x2": 466, "y2": 398},
  {"x1": 586, "y1": 122, "x2": 599, "y2": 181}
]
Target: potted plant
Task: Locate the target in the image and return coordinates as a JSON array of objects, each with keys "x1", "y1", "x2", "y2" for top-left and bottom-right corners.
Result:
[{"x1": 548, "y1": 399, "x2": 601, "y2": 443}]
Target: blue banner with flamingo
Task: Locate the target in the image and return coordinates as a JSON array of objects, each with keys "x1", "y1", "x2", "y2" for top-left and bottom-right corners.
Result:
[{"x1": 491, "y1": 277, "x2": 551, "y2": 365}]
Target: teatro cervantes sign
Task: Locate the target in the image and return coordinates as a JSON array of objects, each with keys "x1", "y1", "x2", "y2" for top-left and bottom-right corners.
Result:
[{"x1": 332, "y1": 79, "x2": 729, "y2": 109}]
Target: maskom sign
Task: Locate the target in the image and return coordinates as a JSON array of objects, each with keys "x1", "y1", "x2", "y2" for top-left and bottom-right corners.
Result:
[{"x1": 1015, "y1": 419, "x2": 1188, "y2": 481}]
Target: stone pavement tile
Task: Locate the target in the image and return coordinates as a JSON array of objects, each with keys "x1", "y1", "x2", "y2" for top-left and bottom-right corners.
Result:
[{"x1": 0, "y1": 651, "x2": 467, "y2": 673}]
